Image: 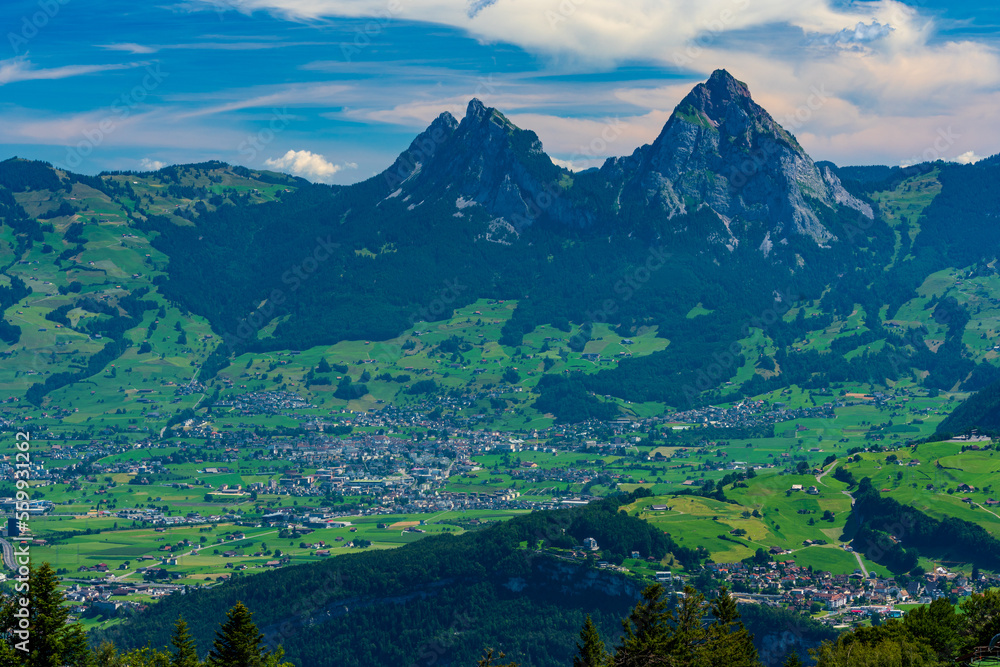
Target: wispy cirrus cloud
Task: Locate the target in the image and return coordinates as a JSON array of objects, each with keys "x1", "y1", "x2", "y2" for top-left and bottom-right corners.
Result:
[
  {"x1": 99, "y1": 43, "x2": 159, "y2": 54},
  {"x1": 171, "y1": 82, "x2": 351, "y2": 118},
  {"x1": 0, "y1": 58, "x2": 146, "y2": 85},
  {"x1": 98, "y1": 40, "x2": 329, "y2": 54},
  {"x1": 182, "y1": 0, "x2": 1000, "y2": 166}
]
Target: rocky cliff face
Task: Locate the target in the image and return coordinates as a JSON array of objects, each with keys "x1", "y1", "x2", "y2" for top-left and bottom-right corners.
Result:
[
  {"x1": 380, "y1": 99, "x2": 592, "y2": 242},
  {"x1": 380, "y1": 69, "x2": 872, "y2": 254},
  {"x1": 605, "y1": 69, "x2": 872, "y2": 250}
]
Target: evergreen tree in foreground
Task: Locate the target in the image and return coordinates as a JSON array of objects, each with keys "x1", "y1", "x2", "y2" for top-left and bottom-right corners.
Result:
[
  {"x1": 29, "y1": 563, "x2": 74, "y2": 667},
  {"x1": 573, "y1": 616, "x2": 609, "y2": 667},
  {"x1": 0, "y1": 563, "x2": 295, "y2": 667},
  {"x1": 207, "y1": 601, "x2": 292, "y2": 667},
  {"x1": 171, "y1": 618, "x2": 201, "y2": 667},
  {"x1": 781, "y1": 651, "x2": 803, "y2": 667},
  {"x1": 568, "y1": 584, "x2": 764, "y2": 667}
]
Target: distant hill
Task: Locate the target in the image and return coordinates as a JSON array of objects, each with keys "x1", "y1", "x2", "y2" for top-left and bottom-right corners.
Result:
[
  {"x1": 2, "y1": 70, "x2": 1000, "y2": 419},
  {"x1": 937, "y1": 378, "x2": 1000, "y2": 436},
  {"x1": 141, "y1": 69, "x2": 904, "y2": 407},
  {"x1": 92, "y1": 494, "x2": 836, "y2": 667}
]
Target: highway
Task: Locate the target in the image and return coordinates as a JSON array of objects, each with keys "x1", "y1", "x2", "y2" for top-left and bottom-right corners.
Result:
[{"x1": 0, "y1": 537, "x2": 19, "y2": 571}]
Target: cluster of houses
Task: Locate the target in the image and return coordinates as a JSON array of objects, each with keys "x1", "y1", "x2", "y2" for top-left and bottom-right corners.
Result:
[
  {"x1": 63, "y1": 580, "x2": 184, "y2": 617},
  {"x1": 706, "y1": 560, "x2": 990, "y2": 620},
  {"x1": 671, "y1": 399, "x2": 836, "y2": 430}
]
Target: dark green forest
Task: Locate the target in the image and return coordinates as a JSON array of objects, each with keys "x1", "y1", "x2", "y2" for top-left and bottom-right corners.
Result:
[
  {"x1": 848, "y1": 477, "x2": 1000, "y2": 573},
  {"x1": 89, "y1": 493, "x2": 836, "y2": 667}
]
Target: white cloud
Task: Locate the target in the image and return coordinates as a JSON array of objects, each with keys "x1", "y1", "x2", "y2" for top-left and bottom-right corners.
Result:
[
  {"x1": 955, "y1": 150, "x2": 984, "y2": 165},
  {"x1": 263, "y1": 149, "x2": 356, "y2": 183},
  {"x1": 185, "y1": 0, "x2": 903, "y2": 65},
  {"x1": 99, "y1": 40, "x2": 327, "y2": 54},
  {"x1": 188, "y1": 0, "x2": 1000, "y2": 166},
  {"x1": 810, "y1": 20, "x2": 894, "y2": 46},
  {"x1": 0, "y1": 57, "x2": 145, "y2": 85},
  {"x1": 174, "y1": 83, "x2": 350, "y2": 118},
  {"x1": 138, "y1": 158, "x2": 166, "y2": 171},
  {"x1": 549, "y1": 157, "x2": 603, "y2": 172},
  {"x1": 99, "y1": 43, "x2": 159, "y2": 54}
]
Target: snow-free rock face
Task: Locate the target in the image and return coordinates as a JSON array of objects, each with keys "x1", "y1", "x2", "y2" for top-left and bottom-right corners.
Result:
[
  {"x1": 380, "y1": 99, "x2": 592, "y2": 238},
  {"x1": 380, "y1": 70, "x2": 871, "y2": 253},
  {"x1": 604, "y1": 69, "x2": 871, "y2": 250}
]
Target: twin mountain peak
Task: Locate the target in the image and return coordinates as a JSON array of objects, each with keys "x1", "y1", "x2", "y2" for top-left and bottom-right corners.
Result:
[{"x1": 380, "y1": 69, "x2": 872, "y2": 253}]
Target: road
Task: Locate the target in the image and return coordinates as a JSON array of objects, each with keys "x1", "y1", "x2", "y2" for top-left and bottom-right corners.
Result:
[
  {"x1": 0, "y1": 538, "x2": 16, "y2": 570},
  {"x1": 834, "y1": 486, "x2": 871, "y2": 577},
  {"x1": 851, "y1": 549, "x2": 869, "y2": 578},
  {"x1": 816, "y1": 461, "x2": 838, "y2": 486},
  {"x1": 975, "y1": 503, "x2": 1000, "y2": 520}
]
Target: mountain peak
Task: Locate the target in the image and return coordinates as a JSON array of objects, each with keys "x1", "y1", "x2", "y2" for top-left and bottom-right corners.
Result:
[
  {"x1": 707, "y1": 68, "x2": 748, "y2": 90},
  {"x1": 379, "y1": 94, "x2": 585, "y2": 236},
  {"x1": 462, "y1": 98, "x2": 519, "y2": 135},
  {"x1": 670, "y1": 69, "x2": 758, "y2": 132},
  {"x1": 467, "y1": 97, "x2": 489, "y2": 121},
  {"x1": 382, "y1": 111, "x2": 459, "y2": 189},
  {"x1": 614, "y1": 69, "x2": 872, "y2": 246}
]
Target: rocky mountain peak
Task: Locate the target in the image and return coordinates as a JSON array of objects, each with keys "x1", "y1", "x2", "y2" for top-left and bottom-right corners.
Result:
[
  {"x1": 380, "y1": 98, "x2": 588, "y2": 239},
  {"x1": 675, "y1": 69, "x2": 753, "y2": 126},
  {"x1": 609, "y1": 69, "x2": 872, "y2": 248}
]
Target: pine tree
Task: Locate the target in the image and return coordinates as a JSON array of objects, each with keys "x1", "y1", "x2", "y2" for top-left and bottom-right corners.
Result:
[
  {"x1": 613, "y1": 584, "x2": 673, "y2": 667},
  {"x1": 574, "y1": 616, "x2": 609, "y2": 667},
  {"x1": 207, "y1": 602, "x2": 266, "y2": 667},
  {"x1": 170, "y1": 618, "x2": 200, "y2": 667},
  {"x1": 30, "y1": 562, "x2": 73, "y2": 667},
  {"x1": 703, "y1": 587, "x2": 761, "y2": 667},
  {"x1": 62, "y1": 623, "x2": 95, "y2": 667},
  {"x1": 475, "y1": 649, "x2": 518, "y2": 667},
  {"x1": 781, "y1": 651, "x2": 803, "y2": 667},
  {"x1": 663, "y1": 587, "x2": 710, "y2": 666}
]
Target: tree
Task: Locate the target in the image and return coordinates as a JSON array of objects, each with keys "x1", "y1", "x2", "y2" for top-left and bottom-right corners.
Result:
[
  {"x1": 206, "y1": 602, "x2": 291, "y2": 667},
  {"x1": 30, "y1": 562, "x2": 76, "y2": 667},
  {"x1": 476, "y1": 649, "x2": 518, "y2": 667},
  {"x1": 782, "y1": 651, "x2": 803, "y2": 667},
  {"x1": 813, "y1": 623, "x2": 940, "y2": 667},
  {"x1": 902, "y1": 597, "x2": 962, "y2": 662},
  {"x1": 574, "y1": 616, "x2": 609, "y2": 667},
  {"x1": 61, "y1": 624, "x2": 93, "y2": 667},
  {"x1": 703, "y1": 587, "x2": 760, "y2": 667},
  {"x1": 959, "y1": 589, "x2": 1000, "y2": 654},
  {"x1": 609, "y1": 584, "x2": 761, "y2": 667},
  {"x1": 170, "y1": 618, "x2": 201, "y2": 667},
  {"x1": 613, "y1": 584, "x2": 672, "y2": 667}
]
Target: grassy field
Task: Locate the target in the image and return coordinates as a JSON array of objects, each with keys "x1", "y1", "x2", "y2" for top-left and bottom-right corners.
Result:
[{"x1": 30, "y1": 509, "x2": 526, "y2": 585}]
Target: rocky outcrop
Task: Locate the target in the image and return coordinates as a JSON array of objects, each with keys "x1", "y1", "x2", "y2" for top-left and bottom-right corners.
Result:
[
  {"x1": 606, "y1": 69, "x2": 867, "y2": 250},
  {"x1": 381, "y1": 69, "x2": 872, "y2": 256}
]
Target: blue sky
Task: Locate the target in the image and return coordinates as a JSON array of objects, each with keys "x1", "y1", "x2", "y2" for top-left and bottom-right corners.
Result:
[{"x1": 1, "y1": 0, "x2": 997, "y2": 183}]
